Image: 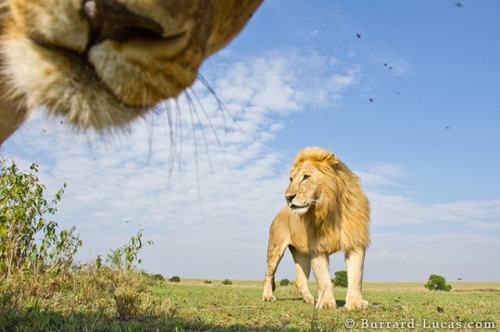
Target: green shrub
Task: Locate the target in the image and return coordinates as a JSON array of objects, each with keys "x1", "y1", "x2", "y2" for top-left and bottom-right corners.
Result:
[
  {"x1": 222, "y1": 279, "x2": 232, "y2": 285},
  {"x1": 0, "y1": 160, "x2": 81, "y2": 276},
  {"x1": 425, "y1": 274, "x2": 452, "y2": 291},
  {"x1": 0, "y1": 160, "x2": 170, "y2": 326},
  {"x1": 332, "y1": 270, "x2": 348, "y2": 288},
  {"x1": 280, "y1": 278, "x2": 290, "y2": 286},
  {"x1": 169, "y1": 276, "x2": 181, "y2": 282},
  {"x1": 151, "y1": 274, "x2": 164, "y2": 281},
  {"x1": 107, "y1": 229, "x2": 152, "y2": 272},
  {"x1": 203, "y1": 280, "x2": 212, "y2": 284}
]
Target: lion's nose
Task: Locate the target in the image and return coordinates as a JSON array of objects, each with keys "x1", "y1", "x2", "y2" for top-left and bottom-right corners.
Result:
[
  {"x1": 285, "y1": 193, "x2": 296, "y2": 205},
  {"x1": 83, "y1": 0, "x2": 164, "y2": 42}
]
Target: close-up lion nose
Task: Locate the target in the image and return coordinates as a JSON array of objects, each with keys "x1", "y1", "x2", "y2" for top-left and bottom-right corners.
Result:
[
  {"x1": 285, "y1": 193, "x2": 296, "y2": 205},
  {"x1": 82, "y1": 0, "x2": 164, "y2": 42}
]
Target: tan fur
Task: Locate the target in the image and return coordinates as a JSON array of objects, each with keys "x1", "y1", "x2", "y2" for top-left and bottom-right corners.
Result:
[
  {"x1": 263, "y1": 147, "x2": 370, "y2": 310},
  {"x1": 0, "y1": 0, "x2": 262, "y2": 143}
]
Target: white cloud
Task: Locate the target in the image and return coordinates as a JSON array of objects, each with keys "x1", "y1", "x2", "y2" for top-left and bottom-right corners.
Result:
[
  {"x1": 1, "y1": 50, "x2": 498, "y2": 282},
  {"x1": 358, "y1": 164, "x2": 500, "y2": 228},
  {"x1": 357, "y1": 163, "x2": 407, "y2": 188},
  {"x1": 2, "y1": 50, "x2": 358, "y2": 269},
  {"x1": 369, "y1": 192, "x2": 500, "y2": 227},
  {"x1": 365, "y1": 162, "x2": 408, "y2": 179},
  {"x1": 366, "y1": 233, "x2": 500, "y2": 281}
]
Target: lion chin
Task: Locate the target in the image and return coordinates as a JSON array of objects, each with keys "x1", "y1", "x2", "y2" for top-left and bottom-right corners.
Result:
[
  {"x1": 263, "y1": 147, "x2": 370, "y2": 310},
  {"x1": 289, "y1": 204, "x2": 310, "y2": 215},
  {"x1": 0, "y1": 0, "x2": 262, "y2": 143}
]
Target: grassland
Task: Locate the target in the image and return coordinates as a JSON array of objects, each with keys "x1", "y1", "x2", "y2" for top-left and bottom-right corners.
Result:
[
  {"x1": 1, "y1": 276, "x2": 499, "y2": 331},
  {"x1": 151, "y1": 279, "x2": 499, "y2": 331}
]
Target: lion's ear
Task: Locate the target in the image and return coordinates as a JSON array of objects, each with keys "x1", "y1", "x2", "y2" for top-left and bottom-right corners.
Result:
[{"x1": 324, "y1": 152, "x2": 339, "y2": 166}]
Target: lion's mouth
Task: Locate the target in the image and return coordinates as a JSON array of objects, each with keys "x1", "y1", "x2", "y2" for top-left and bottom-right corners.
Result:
[
  {"x1": 29, "y1": 38, "x2": 155, "y2": 110},
  {"x1": 12, "y1": 0, "x2": 197, "y2": 114},
  {"x1": 289, "y1": 203, "x2": 311, "y2": 215},
  {"x1": 290, "y1": 204, "x2": 309, "y2": 209}
]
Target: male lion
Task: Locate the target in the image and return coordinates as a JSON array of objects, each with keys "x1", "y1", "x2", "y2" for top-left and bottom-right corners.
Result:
[
  {"x1": 262, "y1": 147, "x2": 370, "y2": 310},
  {"x1": 0, "y1": 0, "x2": 262, "y2": 144}
]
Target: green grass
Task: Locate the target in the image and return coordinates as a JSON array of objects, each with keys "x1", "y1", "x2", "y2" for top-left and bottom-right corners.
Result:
[
  {"x1": 2, "y1": 276, "x2": 499, "y2": 331},
  {"x1": 149, "y1": 280, "x2": 499, "y2": 331}
]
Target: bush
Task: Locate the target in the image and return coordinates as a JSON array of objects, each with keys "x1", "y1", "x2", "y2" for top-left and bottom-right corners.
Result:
[
  {"x1": 425, "y1": 274, "x2": 452, "y2": 291},
  {"x1": 0, "y1": 160, "x2": 81, "y2": 275},
  {"x1": 0, "y1": 265, "x2": 172, "y2": 322},
  {"x1": 107, "y1": 229, "x2": 152, "y2": 272},
  {"x1": 151, "y1": 274, "x2": 164, "y2": 281},
  {"x1": 203, "y1": 280, "x2": 212, "y2": 284},
  {"x1": 332, "y1": 270, "x2": 348, "y2": 288},
  {"x1": 169, "y1": 276, "x2": 181, "y2": 282},
  {"x1": 280, "y1": 278, "x2": 290, "y2": 286},
  {"x1": 222, "y1": 279, "x2": 232, "y2": 285},
  {"x1": 0, "y1": 160, "x2": 172, "y2": 326}
]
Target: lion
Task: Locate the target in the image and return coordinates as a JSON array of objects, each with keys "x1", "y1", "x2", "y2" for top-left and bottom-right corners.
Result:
[
  {"x1": 262, "y1": 147, "x2": 370, "y2": 310},
  {"x1": 0, "y1": 0, "x2": 262, "y2": 144}
]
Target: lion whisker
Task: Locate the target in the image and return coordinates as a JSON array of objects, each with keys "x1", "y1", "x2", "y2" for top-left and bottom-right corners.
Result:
[
  {"x1": 189, "y1": 87, "x2": 233, "y2": 170},
  {"x1": 142, "y1": 87, "x2": 155, "y2": 166},
  {"x1": 174, "y1": 98, "x2": 183, "y2": 173},
  {"x1": 185, "y1": 90, "x2": 203, "y2": 207},
  {"x1": 163, "y1": 101, "x2": 179, "y2": 185},
  {"x1": 184, "y1": 90, "x2": 213, "y2": 174},
  {"x1": 197, "y1": 74, "x2": 249, "y2": 138}
]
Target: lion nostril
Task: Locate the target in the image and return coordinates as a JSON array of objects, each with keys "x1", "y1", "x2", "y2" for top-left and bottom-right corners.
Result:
[
  {"x1": 83, "y1": 0, "x2": 164, "y2": 43},
  {"x1": 285, "y1": 193, "x2": 296, "y2": 204}
]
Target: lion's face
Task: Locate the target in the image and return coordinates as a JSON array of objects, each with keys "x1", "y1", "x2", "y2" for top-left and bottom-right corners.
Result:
[
  {"x1": 285, "y1": 161, "x2": 321, "y2": 215},
  {"x1": 285, "y1": 148, "x2": 340, "y2": 216},
  {"x1": 1, "y1": 0, "x2": 261, "y2": 129}
]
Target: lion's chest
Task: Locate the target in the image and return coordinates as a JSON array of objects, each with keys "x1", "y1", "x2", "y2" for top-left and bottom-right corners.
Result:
[{"x1": 288, "y1": 214, "x2": 342, "y2": 255}]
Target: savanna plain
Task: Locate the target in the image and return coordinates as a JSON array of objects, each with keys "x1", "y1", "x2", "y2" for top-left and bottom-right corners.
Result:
[{"x1": 2, "y1": 275, "x2": 498, "y2": 331}]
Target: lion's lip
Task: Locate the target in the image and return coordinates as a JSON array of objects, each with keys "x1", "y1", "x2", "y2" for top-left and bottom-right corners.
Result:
[
  {"x1": 290, "y1": 203, "x2": 310, "y2": 209},
  {"x1": 28, "y1": 37, "x2": 157, "y2": 110}
]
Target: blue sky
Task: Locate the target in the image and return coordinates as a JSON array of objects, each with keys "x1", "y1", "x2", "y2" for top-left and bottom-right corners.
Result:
[{"x1": 2, "y1": 1, "x2": 500, "y2": 281}]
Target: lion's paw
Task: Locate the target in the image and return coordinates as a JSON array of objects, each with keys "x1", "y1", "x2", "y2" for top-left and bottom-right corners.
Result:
[
  {"x1": 262, "y1": 294, "x2": 276, "y2": 302},
  {"x1": 303, "y1": 294, "x2": 315, "y2": 305},
  {"x1": 345, "y1": 298, "x2": 368, "y2": 311},
  {"x1": 316, "y1": 297, "x2": 336, "y2": 309}
]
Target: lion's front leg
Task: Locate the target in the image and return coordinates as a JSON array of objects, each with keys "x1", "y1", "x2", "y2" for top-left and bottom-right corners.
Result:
[
  {"x1": 311, "y1": 254, "x2": 336, "y2": 309},
  {"x1": 344, "y1": 248, "x2": 369, "y2": 311},
  {"x1": 290, "y1": 247, "x2": 314, "y2": 304},
  {"x1": 263, "y1": 219, "x2": 289, "y2": 302}
]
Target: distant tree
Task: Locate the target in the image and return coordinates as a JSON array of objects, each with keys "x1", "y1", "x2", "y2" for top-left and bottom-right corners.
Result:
[
  {"x1": 425, "y1": 274, "x2": 452, "y2": 291},
  {"x1": 280, "y1": 278, "x2": 290, "y2": 286},
  {"x1": 203, "y1": 280, "x2": 212, "y2": 284},
  {"x1": 169, "y1": 276, "x2": 181, "y2": 282},
  {"x1": 96, "y1": 255, "x2": 103, "y2": 269},
  {"x1": 151, "y1": 274, "x2": 164, "y2": 281},
  {"x1": 222, "y1": 279, "x2": 232, "y2": 285},
  {"x1": 332, "y1": 270, "x2": 348, "y2": 288}
]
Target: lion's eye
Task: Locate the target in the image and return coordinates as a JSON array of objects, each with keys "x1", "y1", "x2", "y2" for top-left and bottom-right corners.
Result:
[
  {"x1": 302, "y1": 175, "x2": 310, "y2": 181},
  {"x1": 289, "y1": 177, "x2": 293, "y2": 182}
]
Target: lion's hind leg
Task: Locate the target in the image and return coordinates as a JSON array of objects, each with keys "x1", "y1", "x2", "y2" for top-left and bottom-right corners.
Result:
[
  {"x1": 290, "y1": 247, "x2": 314, "y2": 304},
  {"x1": 344, "y1": 248, "x2": 369, "y2": 311}
]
